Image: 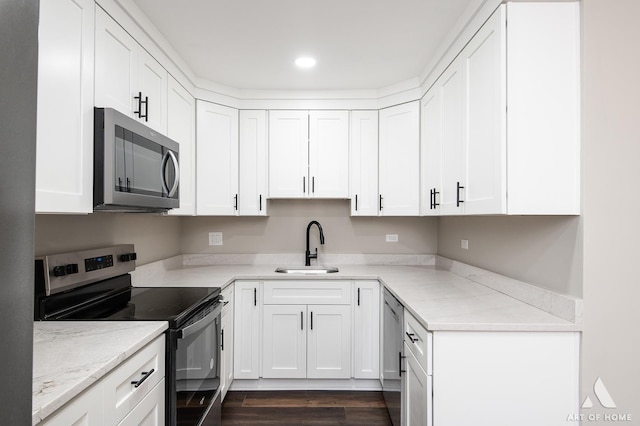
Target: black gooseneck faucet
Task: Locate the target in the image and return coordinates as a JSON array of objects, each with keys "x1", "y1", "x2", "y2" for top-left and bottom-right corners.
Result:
[{"x1": 305, "y1": 220, "x2": 325, "y2": 266}]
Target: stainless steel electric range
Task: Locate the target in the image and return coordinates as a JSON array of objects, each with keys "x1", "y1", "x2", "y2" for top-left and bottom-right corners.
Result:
[{"x1": 34, "y1": 245, "x2": 222, "y2": 426}]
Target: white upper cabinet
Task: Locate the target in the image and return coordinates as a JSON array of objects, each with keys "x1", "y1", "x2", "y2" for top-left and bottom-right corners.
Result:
[
  {"x1": 350, "y1": 111, "x2": 379, "y2": 216},
  {"x1": 196, "y1": 101, "x2": 239, "y2": 215},
  {"x1": 239, "y1": 110, "x2": 268, "y2": 216},
  {"x1": 268, "y1": 110, "x2": 349, "y2": 199},
  {"x1": 36, "y1": 0, "x2": 95, "y2": 214},
  {"x1": 421, "y1": 3, "x2": 580, "y2": 216},
  {"x1": 95, "y1": 7, "x2": 167, "y2": 134},
  {"x1": 308, "y1": 111, "x2": 350, "y2": 198},
  {"x1": 268, "y1": 111, "x2": 309, "y2": 198},
  {"x1": 166, "y1": 77, "x2": 196, "y2": 216},
  {"x1": 379, "y1": 101, "x2": 420, "y2": 216}
]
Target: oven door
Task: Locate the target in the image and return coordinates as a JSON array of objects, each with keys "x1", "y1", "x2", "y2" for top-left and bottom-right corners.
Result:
[{"x1": 173, "y1": 301, "x2": 222, "y2": 426}]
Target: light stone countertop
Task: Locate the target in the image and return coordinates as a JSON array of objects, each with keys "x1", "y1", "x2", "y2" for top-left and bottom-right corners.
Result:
[
  {"x1": 32, "y1": 321, "x2": 167, "y2": 425},
  {"x1": 131, "y1": 258, "x2": 581, "y2": 332}
]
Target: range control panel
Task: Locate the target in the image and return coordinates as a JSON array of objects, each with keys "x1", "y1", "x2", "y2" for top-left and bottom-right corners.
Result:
[{"x1": 37, "y1": 244, "x2": 137, "y2": 296}]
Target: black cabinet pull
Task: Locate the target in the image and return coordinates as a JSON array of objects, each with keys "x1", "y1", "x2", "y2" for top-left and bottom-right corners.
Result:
[
  {"x1": 301, "y1": 311, "x2": 304, "y2": 330},
  {"x1": 434, "y1": 188, "x2": 440, "y2": 208},
  {"x1": 259, "y1": 194, "x2": 262, "y2": 211},
  {"x1": 118, "y1": 177, "x2": 123, "y2": 192},
  {"x1": 398, "y1": 352, "x2": 406, "y2": 376},
  {"x1": 456, "y1": 181, "x2": 465, "y2": 207},
  {"x1": 126, "y1": 178, "x2": 131, "y2": 192},
  {"x1": 430, "y1": 188, "x2": 434, "y2": 209},
  {"x1": 312, "y1": 176, "x2": 315, "y2": 193},
  {"x1": 355, "y1": 194, "x2": 358, "y2": 211},
  {"x1": 303, "y1": 176, "x2": 306, "y2": 193},
  {"x1": 221, "y1": 329, "x2": 224, "y2": 351},
  {"x1": 141, "y1": 96, "x2": 149, "y2": 122},
  {"x1": 357, "y1": 288, "x2": 360, "y2": 306},
  {"x1": 253, "y1": 288, "x2": 257, "y2": 306},
  {"x1": 234, "y1": 194, "x2": 238, "y2": 210},
  {"x1": 131, "y1": 368, "x2": 155, "y2": 388},
  {"x1": 310, "y1": 311, "x2": 313, "y2": 330},
  {"x1": 379, "y1": 194, "x2": 383, "y2": 211},
  {"x1": 406, "y1": 332, "x2": 419, "y2": 343},
  {"x1": 134, "y1": 91, "x2": 143, "y2": 118}
]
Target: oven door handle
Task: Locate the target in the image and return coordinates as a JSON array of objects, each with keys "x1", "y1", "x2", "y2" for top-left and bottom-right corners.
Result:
[{"x1": 179, "y1": 301, "x2": 222, "y2": 340}]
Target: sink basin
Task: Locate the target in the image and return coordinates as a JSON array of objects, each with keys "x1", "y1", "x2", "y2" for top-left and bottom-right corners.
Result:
[{"x1": 275, "y1": 266, "x2": 339, "y2": 274}]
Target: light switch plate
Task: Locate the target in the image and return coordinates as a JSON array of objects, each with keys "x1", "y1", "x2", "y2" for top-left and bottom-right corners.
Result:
[
  {"x1": 461, "y1": 239, "x2": 469, "y2": 250},
  {"x1": 209, "y1": 232, "x2": 223, "y2": 246},
  {"x1": 386, "y1": 234, "x2": 399, "y2": 243}
]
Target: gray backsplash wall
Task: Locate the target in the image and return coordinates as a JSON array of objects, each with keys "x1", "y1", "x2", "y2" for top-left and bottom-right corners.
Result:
[
  {"x1": 181, "y1": 199, "x2": 438, "y2": 255},
  {"x1": 438, "y1": 216, "x2": 583, "y2": 297},
  {"x1": 35, "y1": 213, "x2": 181, "y2": 265}
]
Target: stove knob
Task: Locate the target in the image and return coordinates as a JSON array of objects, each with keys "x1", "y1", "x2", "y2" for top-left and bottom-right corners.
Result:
[
  {"x1": 52, "y1": 266, "x2": 66, "y2": 277},
  {"x1": 66, "y1": 264, "x2": 79, "y2": 274},
  {"x1": 120, "y1": 252, "x2": 137, "y2": 262}
]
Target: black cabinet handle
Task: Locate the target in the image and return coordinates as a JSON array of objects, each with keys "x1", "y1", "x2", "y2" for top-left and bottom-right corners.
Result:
[
  {"x1": 234, "y1": 194, "x2": 238, "y2": 210},
  {"x1": 131, "y1": 368, "x2": 155, "y2": 388},
  {"x1": 434, "y1": 188, "x2": 440, "y2": 208},
  {"x1": 312, "y1": 176, "x2": 315, "y2": 193},
  {"x1": 301, "y1": 311, "x2": 303, "y2": 330},
  {"x1": 379, "y1": 195, "x2": 383, "y2": 211},
  {"x1": 254, "y1": 288, "x2": 257, "y2": 306},
  {"x1": 355, "y1": 194, "x2": 358, "y2": 211},
  {"x1": 456, "y1": 181, "x2": 465, "y2": 207},
  {"x1": 357, "y1": 288, "x2": 360, "y2": 306},
  {"x1": 141, "y1": 96, "x2": 148, "y2": 122},
  {"x1": 430, "y1": 188, "x2": 434, "y2": 209},
  {"x1": 406, "y1": 332, "x2": 419, "y2": 343},
  {"x1": 134, "y1": 91, "x2": 143, "y2": 118},
  {"x1": 398, "y1": 352, "x2": 406, "y2": 376},
  {"x1": 126, "y1": 178, "x2": 131, "y2": 192},
  {"x1": 259, "y1": 194, "x2": 262, "y2": 211},
  {"x1": 221, "y1": 329, "x2": 224, "y2": 351},
  {"x1": 303, "y1": 176, "x2": 306, "y2": 193},
  {"x1": 310, "y1": 311, "x2": 313, "y2": 330}
]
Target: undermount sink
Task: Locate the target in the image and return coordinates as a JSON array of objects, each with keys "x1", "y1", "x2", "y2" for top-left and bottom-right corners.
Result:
[{"x1": 275, "y1": 266, "x2": 339, "y2": 274}]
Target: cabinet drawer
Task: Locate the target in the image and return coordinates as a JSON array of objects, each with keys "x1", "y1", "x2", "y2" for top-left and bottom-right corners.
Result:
[
  {"x1": 404, "y1": 311, "x2": 433, "y2": 375},
  {"x1": 103, "y1": 334, "x2": 165, "y2": 425},
  {"x1": 117, "y1": 379, "x2": 165, "y2": 426},
  {"x1": 263, "y1": 281, "x2": 351, "y2": 305}
]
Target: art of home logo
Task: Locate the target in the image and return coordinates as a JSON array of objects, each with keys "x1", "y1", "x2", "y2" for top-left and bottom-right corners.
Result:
[{"x1": 566, "y1": 377, "x2": 632, "y2": 422}]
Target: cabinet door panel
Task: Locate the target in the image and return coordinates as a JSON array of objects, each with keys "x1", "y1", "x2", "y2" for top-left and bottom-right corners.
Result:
[
  {"x1": 117, "y1": 379, "x2": 165, "y2": 426},
  {"x1": 420, "y1": 89, "x2": 442, "y2": 216},
  {"x1": 353, "y1": 281, "x2": 380, "y2": 379},
  {"x1": 379, "y1": 102, "x2": 420, "y2": 216},
  {"x1": 262, "y1": 305, "x2": 307, "y2": 378},
  {"x1": 36, "y1": 0, "x2": 94, "y2": 213},
  {"x1": 309, "y1": 111, "x2": 349, "y2": 198},
  {"x1": 464, "y1": 9, "x2": 506, "y2": 214},
  {"x1": 268, "y1": 111, "x2": 309, "y2": 198},
  {"x1": 350, "y1": 111, "x2": 379, "y2": 216},
  {"x1": 95, "y1": 7, "x2": 137, "y2": 116},
  {"x1": 404, "y1": 344, "x2": 432, "y2": 426},
  {"x1": 137, "y1": 50, "x2": 167, "y2": 134},
  {"x1": 196, "y1": 101, "x2": 239, "y2": 215},
  {"x1": 307, "y1": 305, "x2": 351, "y2": 379},
  {"x1": 234, "y1": 282, "x2": 260, "y2": 379},
  {"x1": 166, "y1": 77, "x2": 195, "y2": 216},
  {"x1": 239, "y1": 110, "x2": 268, "y2": 215}
]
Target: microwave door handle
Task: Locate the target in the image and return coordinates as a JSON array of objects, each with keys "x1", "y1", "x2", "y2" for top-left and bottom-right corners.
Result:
[{"x1": 161, "y1": 150, "x2": 180, "y2": 197}]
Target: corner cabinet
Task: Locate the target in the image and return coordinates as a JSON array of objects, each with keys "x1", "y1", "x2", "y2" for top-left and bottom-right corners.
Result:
[
  {"x1": 95, "y1": 6, "x2": 167, "y2": 134},
  {"x1": 379, "y1": 102, "x2": 420, "y2": 216},
  {"x1": 239, "y1": 110, "x2": 268, "y2": 216},
  {"x1": 421, "y1": 3, "x2": 580, "y2": 215},
  {"x1": 166, "y1": 77, "x2": 196, "y2": 216},
  {"x1": 349, "y1": 111, "x2": 379, "y2": 216},
  {"x1": 269, "y1": 111, "x2": 349, "y2": 199},
  {"x1": 36, "y1": 0, "x2": 95, "y2": 214},
  {"x1": 196, "y1": 101, "x2": 239, "y2": 215}
]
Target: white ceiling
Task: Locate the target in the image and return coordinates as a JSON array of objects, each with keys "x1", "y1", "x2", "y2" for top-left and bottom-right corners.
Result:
[{"x1": 131, "y1": 0, "x2": 475, "y2": 91}]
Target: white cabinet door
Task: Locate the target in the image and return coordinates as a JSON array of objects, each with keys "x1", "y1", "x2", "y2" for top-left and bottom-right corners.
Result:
[
  {"x1": 307, "y1": 304, "x2": 351, "y2": 379},
  {"x1": 95, "y1": 7, "x2": 137, "y2": 117},
  {"x1": 221, "y1": 285, "x2": 234, "y2": 400},
  {"x1": 379, "y1": 101, "x2": 420, "y2": 216},
  {"x1": 117, "y1": 379, "x2": 165, "y2": 426},
  {"x1": 420, "y1": 89, "x2": 442, "y2": 216},
  {"x1": 166, "y1": 77, "x2": 195, "y2": 216},
  {"x1": 136, "y1": 49, "x2": 168, "y2": 134},
  {"x1": 309, "y1": 111, "x2": 350, "y2": 198},
  {"x1": 36, "y1": 0, "x2": 95, "y2": 214},
  {"x1": 404, "y1": 342, "x2": 433, "y2": 426},
  {"x1": 233, "y1": 281, "x2": 261, "y2": 379},
  {"x1": 262, "y1": 304, "x2": 307, "y2": 379},
  {"x1": 353, "y1": 281, "x2": 380, "y2": 379},
  {"x1": 196, "y1": 101, "x2": 239, "y2": 215},
  {"x1": 40, "y1": 380, "x2": 103, "y2": 426},
  {"x1": 463, "y1": 7, "x2": 506, "y2": 215},
  {"x1": 268, "y1": 111, "x2": 309, "y2": 198},
  {"x1": 239, "y1": 110, "x2": 268, "y2": 215},
  {"x1": 439, "y1": 59, "x2": 466, "y2": 215},
  {"x1": 349, "y1": 111, "x2": 379, "y2": 216}
]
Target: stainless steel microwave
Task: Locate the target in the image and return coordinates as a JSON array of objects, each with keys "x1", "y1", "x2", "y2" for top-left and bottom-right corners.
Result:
[{"x1": 94, "y1": 107, "x2": 179, "y2": 212}]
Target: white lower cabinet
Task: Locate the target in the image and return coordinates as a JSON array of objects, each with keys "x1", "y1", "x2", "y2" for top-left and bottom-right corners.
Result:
[
  {"x1": 41, "y1": 335, "x2": 166, "y2": 425},
  {"x1": 353, "y1": 281, "x2": 380, "y2": 379},
  {"x1": 233, "y1": 281, "x2": 261, "y2": 379},
  {"x1": 220, "y1": 284, "x2": 235, "y2": 399},
  {"x1": 404, "y1": 342, "x2": 432, "y2": 426},
  {"x1": 262, "y1": 304, "x2": 307, "y2": 379}
]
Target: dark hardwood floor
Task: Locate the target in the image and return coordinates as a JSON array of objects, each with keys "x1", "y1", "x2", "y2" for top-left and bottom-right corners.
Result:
[{"x1": 222, "y1": 390, "x2": 393, "y2": 425}]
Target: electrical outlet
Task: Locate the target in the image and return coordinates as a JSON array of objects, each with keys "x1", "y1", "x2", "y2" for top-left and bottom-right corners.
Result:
[
  {"x1": 386, "y1": 234, "x2": 399, "y2": 243},
  {"x1": 209, "y1": 232, "x2": 223, "y2": 246},
  {"x1": 461, "y1": 239, "x2": 469, "y2": 250}
]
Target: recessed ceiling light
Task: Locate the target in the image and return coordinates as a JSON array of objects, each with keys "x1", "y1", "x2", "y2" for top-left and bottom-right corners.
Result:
[{"x1": 295, "y1": 57, "x2": 316, "y2": 68}]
